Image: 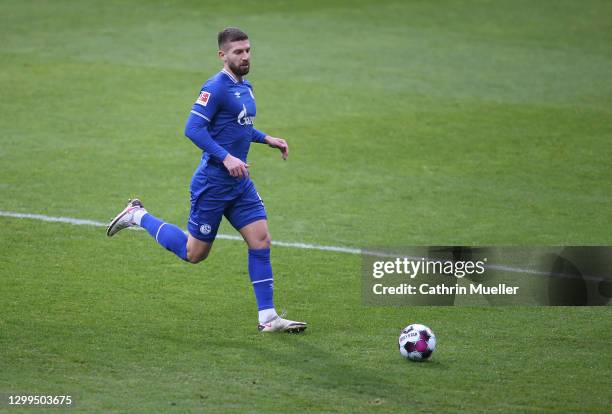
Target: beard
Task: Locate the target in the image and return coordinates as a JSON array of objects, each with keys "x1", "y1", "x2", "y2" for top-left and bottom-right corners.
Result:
[{"x1": 229, "y1": 61, "x2": 250, "y2": 77}]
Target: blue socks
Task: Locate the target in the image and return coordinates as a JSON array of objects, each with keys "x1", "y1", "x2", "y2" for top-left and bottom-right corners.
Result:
[
  {"x1": 248, "y1": 248, "x2": 275, "y2": 312},
  {"x1": 140, "y1": 213, "x2": 188, "y2": 261},
  {"x1": 139, "y1": 215, "x2": 276, "y2": 320}
]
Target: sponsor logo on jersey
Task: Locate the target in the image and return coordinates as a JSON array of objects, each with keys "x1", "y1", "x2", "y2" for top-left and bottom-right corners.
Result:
[
  {"x1": 199, "y1": 224, "x2": 212, "y2": 235},
  {"x1": 237, "y1": 104, "x2": 254, "y2": 125},
  {"x1": 196, "y1": 91, "x2": 211, "y2": 106}
]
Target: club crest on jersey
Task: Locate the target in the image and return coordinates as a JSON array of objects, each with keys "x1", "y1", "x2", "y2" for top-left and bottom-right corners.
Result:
[
  {"x1": 237, "y1": 104, "x2": 254, "y2": 125},
  {"x1": 199, "y1": 224, "x2": 211, "y2": 235},
  {"x1": 196, "y1": 91, "x2": 211, "y2": 106}
]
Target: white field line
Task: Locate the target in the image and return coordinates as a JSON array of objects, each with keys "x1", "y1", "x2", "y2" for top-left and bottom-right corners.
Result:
[
  {"x1": 0, "y1": 210, "x2": 606, "y2": 282},
  {"x1": 0, "y1": 210, "x2": 358, "y2": 252}
]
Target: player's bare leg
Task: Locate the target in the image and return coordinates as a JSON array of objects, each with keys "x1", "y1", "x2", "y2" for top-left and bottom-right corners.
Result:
[
  {"x1": 186, "y1": 234, "x2": 212, "y2": 264},
  {"x1": 239, "y1": 219, "x2": 307, "y2": 333},
  {"x1": 239, "y1": 218, "x2": 271, "y2": 249}
]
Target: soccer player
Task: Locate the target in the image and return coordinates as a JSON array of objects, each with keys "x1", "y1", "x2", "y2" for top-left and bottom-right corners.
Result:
[{"x1": 107, "y1": 27, "x2": 307, "y2": 333}]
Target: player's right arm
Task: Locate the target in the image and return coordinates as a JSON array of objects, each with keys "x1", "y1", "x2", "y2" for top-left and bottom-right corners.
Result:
[{"x1": 184, "y1": 83, "x2": 249, "y2": 178}]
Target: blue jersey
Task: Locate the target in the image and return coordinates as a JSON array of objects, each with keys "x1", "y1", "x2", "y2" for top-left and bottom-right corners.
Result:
[{"x1": 185, "y1": 69, "x2": 267, "y2": 196}]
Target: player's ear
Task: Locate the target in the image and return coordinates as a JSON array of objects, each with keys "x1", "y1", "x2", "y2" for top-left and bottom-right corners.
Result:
[{"x1": 218, "y1": 49, "x2": 226, "y2": 61}]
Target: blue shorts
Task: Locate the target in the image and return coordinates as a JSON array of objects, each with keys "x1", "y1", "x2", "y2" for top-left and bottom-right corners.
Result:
[{"x1": 188, "y1": 177, "x2": 267, "y2": 242}]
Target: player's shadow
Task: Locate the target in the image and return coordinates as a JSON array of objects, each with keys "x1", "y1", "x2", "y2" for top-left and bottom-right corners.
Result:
[{"x1": 241, "y1": 334, "x2": 447, "y2": 404}]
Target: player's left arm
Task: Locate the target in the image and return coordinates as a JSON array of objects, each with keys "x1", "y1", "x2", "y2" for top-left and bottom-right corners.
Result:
[
  {"x1": 252, "y1": 128, "x2": 288, "y2": 160},
  {"x1": 248, "y1": 81, "x2": 288, "y2": 160}
]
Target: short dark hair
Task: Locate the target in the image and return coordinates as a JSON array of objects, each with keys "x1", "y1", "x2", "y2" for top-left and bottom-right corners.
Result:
[{"x1": 217, "y1": 27, "x2": 248, "y2": 50}]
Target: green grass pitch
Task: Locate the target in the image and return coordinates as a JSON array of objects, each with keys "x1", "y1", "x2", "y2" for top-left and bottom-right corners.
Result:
[{"x1": 1, "y1": 0, "x2": 611, "y2": 412}]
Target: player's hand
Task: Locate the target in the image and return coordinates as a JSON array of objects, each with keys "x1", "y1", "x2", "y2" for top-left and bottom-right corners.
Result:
[
  {"x1": 223, "y1": 154, "x2": 249, "y2": 178},
  {"x1": 264, "y1": 136, "x2": 289, "y2": 160}
]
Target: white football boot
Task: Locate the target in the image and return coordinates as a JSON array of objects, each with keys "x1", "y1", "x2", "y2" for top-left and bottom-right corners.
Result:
[
  {"x1": 258, "y1": 313, "x2": 307, "y2": 333},
  {"x1": 106, "y1": 198, "x2": 146, "y2": 237}
]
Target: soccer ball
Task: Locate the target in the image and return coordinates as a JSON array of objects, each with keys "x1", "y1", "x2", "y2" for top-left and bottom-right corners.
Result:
[{"x1": 398, "y1": 324, "x2": 436, "y2": 361}]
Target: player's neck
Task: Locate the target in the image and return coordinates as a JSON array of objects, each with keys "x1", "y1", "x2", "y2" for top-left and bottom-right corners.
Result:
[{"x1": 222, "y1": 66, "x2": 243, "y2": 83}]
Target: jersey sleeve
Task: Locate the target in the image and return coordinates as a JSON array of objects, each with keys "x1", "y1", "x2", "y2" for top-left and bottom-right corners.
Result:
[
  {"x1": 251, "y1": 128, "x2": 267, "y2": 144},
  {"x1": 184, "y1": 80, "x2": 229, "y2": 162},
  {"x1": 184, "y1": 113, "x2": 229, "y2": 162},
  {"x1": 191, "y1": 80, "x2": 223, "y2": 121}
]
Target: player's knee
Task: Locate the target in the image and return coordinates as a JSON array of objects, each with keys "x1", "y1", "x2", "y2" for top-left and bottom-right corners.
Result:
[
  {"x1": 250, "y1": 232, "x2": 271, "y2": 249},
  {"x1": 264, "y1": 233, "x2": 272, "y2": 248},
  {"x1": 186, "y1": 250, "x2": 209, "y2": 264}
]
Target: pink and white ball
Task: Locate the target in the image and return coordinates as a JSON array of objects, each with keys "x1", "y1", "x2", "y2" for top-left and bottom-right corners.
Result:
[{"x1": 398, "y1": 324, "x2": 436, "y2": 361}]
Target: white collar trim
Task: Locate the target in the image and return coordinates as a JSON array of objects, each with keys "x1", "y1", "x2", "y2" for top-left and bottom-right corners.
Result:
[{"x1": 222, "y1": 69, "x2": 239, "y2": 83}]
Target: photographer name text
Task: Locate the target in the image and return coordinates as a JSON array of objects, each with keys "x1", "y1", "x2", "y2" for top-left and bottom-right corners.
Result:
[{"x1": 371, "y1": 258, "x2": 519, "y2": 296}]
